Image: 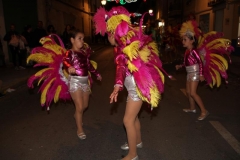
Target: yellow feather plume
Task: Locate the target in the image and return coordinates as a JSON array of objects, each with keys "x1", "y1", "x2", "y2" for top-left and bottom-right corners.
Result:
[
  {"x1": 148, "y1": 42, "x2": 159, "y2": 56},
  {"x1": 123, "y1": 41, "x2": 140, "y2": 61},
  {"x1": 27, "y1": 53, "x2": 53, "y2": 64},
  {"x1": 139, "y1": 46, "x2": 151, "y2": 62},
  {"x1": 210, "y1": 71, "x2": 216, "y2": 87},
  {"x1": 41, "y1": 78, "x2": 56, "y2": 105},
  {"x1": 90, "y1": 60, "x2": 97, "y2": 69},
  {"x1": 107, "y1": 14, "x2": 131, "y2": 34},
  {"x1": 150, "y1": 85, "x2": 161, "y2": 108},
  {"x1": 154, "y1": 66, "x2": 165, "y2": 84},
  {"x1": 35, "y1": 68, "x2": 52, "y2": 77},
  {"x1": 210, "y1": 59, "x2": 225, "y2": 72},
  {"x1": 210, "y1": 54, "x2": 228, "y2": 69},
  {"x1": 54, "y1": 86, "x2": 61, "y2": 103},
  {"x1": 212, "y1": 68, "x2": 221, "y2": 87},
  {"x1": 127, "y1": 61, "x2": 138, "y2": 72},
  {"x1": 136, "y1": 88, "x2": 149, "y2": 103}
]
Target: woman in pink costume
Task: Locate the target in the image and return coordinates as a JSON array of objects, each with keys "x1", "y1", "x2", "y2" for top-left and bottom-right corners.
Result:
[
  {"x1": 63, "y1": 29, "x2": 102, "y2": 139},
  {"x1": 94, "y1": 6, "x2": 166, "y2": 160},
  {"x1": 175, "y1": 21, "x2": 209, "y2": 120}
]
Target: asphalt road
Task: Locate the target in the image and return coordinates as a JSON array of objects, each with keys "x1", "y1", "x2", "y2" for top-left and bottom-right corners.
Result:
[{"x1": 0, "y1": 46, "x2": 240, "y2": 160}]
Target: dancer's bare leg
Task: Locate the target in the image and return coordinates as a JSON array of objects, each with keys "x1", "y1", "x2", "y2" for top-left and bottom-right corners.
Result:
[
  {"x1": 189, "y1": 81, "x2": 207, "y2": 114},
  {"x1": 186, "y1": 81, "x2": 196, "y2": 110},
  {"x1": 70, "y1": 89, "x2": 85, "y2": 134},
  {"x1": 122, "y1": 98, "x2": 142, "y2": 160}
]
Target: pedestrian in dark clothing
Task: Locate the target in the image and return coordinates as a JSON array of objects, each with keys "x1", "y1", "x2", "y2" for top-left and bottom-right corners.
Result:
[
  {"x1": 3, "y1": 24, "x2": 25, "y2": 70},
  {"x1": 33, "y1": 21, "x2": 47, "y2": 47},
  {"x1": 62, "y1": 24, "x2": 71, "y2": 49},
  {"x1": 0, "y1": 36, "x2": 6, "y2": 67}
]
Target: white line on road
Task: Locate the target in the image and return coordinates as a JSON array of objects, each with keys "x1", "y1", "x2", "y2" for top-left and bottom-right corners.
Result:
[
  {"x1": 210, "y1": 121, "x2": 240, "y2": 155},
  {"x1": 180, "y1": 88, "x2": 187, "y2": 97}
]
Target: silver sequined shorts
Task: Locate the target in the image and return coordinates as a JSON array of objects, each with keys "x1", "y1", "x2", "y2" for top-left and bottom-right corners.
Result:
[
  {"x1": 68, "y1": 75, "x2": 90, "y2": 93},
  {"x1": 124, "y1": 75, "x2": 141, "y2": 102},
  {"x1": 186, "y1": 64, "x2": 200, "y2": 81}
]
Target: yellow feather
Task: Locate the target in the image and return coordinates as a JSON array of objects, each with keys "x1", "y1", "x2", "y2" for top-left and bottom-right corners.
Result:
[
  {"x1": 210, "y1": 71, "x2": 216, "y2": 87},
  {"x1": 210, "y1": 54, "x2": 228, "y2": 69},
  {"x1": 63, "y1": 69, "x2": 69, "y2": 79},
  {"x1": 148, "y1": 42, "x2": 159, "y2": 56},
  {"x1": 54, "y1": 86, "x2": 61, "y2": 103},
  {"x1": 35, "y1": 68, "x2": 52, "y2": 77},
  {"x1": 37, "y1": 76, "x2": 46, "y2": 86},
  {"x1": 27, "y1": 53, "x2": 53, "y2": 64},
  {"x1": 127, "y1": 61, "x2": 138, "y2": 72},
  {"x1": 123, "y1": 41, "x2": 140, "y2": 61},
  {"x1": 136, "y1": 87, "x2": 149, "y2": 103},
  {"x1": 210, "y1": 59, "x2": 225, "y2": 71},
  {"x1": 154, "y1": 66, "x2": 165, "y2": 84},
  {"x1": 90, "y1": 60, "x2": 97, "y2": 69},
  {"x1": 150, "y1": 85, "x2": 161, "y2": 108},
  {"x1": 41, "y1": 78, "x2": 56, "y2": 105},
  {"x1": 212, "y1": 68, "x2": 221, "y2": 87},
  {"x1": 139, "y1": 46, "x2": 150, "y2": 62}
]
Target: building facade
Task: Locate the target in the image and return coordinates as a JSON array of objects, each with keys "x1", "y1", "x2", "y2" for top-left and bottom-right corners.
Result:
[{"x1": 0, "y1": 0, "x2": 101, "y2": 63}]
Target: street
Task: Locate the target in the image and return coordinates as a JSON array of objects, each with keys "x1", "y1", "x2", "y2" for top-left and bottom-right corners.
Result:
[{"x1": 0, "y1": 46, "x2": 240, "y2": 160}]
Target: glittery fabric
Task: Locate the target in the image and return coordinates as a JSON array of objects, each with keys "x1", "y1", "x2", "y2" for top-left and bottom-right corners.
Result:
[
  {"x1": 63, "y1": 50, "x2": 100, "y2": 77},
  {"x1": 186, "y1": 64, "x2": 200, "y2": 81},
  {"x1": 184, "y1": 49, "x2": 203, "y2": 76},
  {"x1": 68, "y1": 75, "x2": 90, "y2": 93},
  {"x1": 124, "y1": 75, "x2": 141, "y2": 101}
]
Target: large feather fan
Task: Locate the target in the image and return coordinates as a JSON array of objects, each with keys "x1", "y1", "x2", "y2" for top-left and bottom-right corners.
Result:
[
  {"x1": 197, "y1": 31, "x2": 234, "y2": 88},
  {"x1": 27, "y1": 34, "x2": 71, "y2": 107}
]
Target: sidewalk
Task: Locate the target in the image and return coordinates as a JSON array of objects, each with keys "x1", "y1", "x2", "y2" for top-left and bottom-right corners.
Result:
[{"x1": 0, "y1": 44, "x2": 107, "y2": 94}]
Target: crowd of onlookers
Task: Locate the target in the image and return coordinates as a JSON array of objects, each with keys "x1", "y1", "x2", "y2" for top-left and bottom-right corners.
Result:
[{"x1": 0, "y1": 21, "x2": 77, "y2": 70}]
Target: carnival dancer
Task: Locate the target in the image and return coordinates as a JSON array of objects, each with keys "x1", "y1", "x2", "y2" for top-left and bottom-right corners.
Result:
[
  {"x1": 94, "y1": 6, "x2": 166, "y2": 160},
  {"x1": 176, "y1": 20, "x2": 234, "y2": 120},
  {"x1": 27, "y1": 30, "x2": 102, "y2": 140},
  {"x1": 63, "y1": 29, "x2": 102, "y2": 140}
]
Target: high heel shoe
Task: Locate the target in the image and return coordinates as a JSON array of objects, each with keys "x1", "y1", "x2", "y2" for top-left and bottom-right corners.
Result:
[
  {"x1": 121, "y1": 142, "x2": 143, "y2": 150},
  {"x1": 198, "y1": 111, "x2": 209, "y2": 120},
  {"x1": 183, "y1": 108, "x2": 196, "y2": 113},
  {"x1": 77, "y1": 132, "x2": 86, "y2": 140}
]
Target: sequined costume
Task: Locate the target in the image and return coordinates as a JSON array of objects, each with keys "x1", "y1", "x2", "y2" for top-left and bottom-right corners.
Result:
[
  {"x1": 27, "y1": 34, "x2": 99, "y2": 107},
  {"x1": 184, "y1": 49, "x2": 203, "y2": 81},
  {"x1": 63, "y1": 49, "x2": 100, "y2": 92},
  {"x1": 179, "y1": 20, "x2": 234, "y2": 87},
  {"x1": 93, "y1": 6, "x2": 167, "y2": 108}
]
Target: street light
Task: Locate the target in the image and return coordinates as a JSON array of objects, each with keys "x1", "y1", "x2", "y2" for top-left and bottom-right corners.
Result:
[
  {"x1": 101, "y1": 0, "x2": 106, "y2": 5},
  {"x1": 148, "y1": 9, "x2": 153, "y2": 14}
]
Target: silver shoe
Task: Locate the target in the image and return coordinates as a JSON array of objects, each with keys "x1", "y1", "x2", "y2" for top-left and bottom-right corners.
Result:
[
  {"x1": 198, "y1": 111, "x2": 209, "y2": 120},
  {"x1": 77, "y1": 132, "x2": 86, "y2": 140},
  {"x1": 121, "y1": 142, "x2": 143, "y2": 150},
  {"x1": 183, "y1": 108, "x2": 196, "y2": 113}
]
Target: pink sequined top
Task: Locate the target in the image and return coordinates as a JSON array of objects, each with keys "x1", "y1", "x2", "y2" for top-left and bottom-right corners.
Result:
[
  {"x1": 114, "y1": 47, "x2": 130, "y2": 88},
  {"x1": 184, "y1": 49, "x2": 203, "y2": 76},
  {"x1": 63, "y1": 49, "x2": 100, "y2": 77}
]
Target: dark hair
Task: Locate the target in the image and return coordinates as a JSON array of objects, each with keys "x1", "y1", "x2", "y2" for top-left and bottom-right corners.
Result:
[
  {"x1": 67, "y1": 28, "x2": 83, "y2": 49},
  {"x1": 186, "y1": 35, "x2": 198, "y2": 49}
]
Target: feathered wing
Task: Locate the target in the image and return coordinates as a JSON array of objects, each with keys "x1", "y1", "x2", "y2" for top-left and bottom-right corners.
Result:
[
  {"x1": 122, "y1": 31, "x2": 165, "y2": 108},
  {"x1": 197, "y1": 31, "x2": 234, "y2": 87},
  {"x1": 27, "y1": 34, "x2": 71, "y2": 107}
]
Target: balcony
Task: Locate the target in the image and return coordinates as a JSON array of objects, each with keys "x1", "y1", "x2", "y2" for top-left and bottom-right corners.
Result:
[{"x1": 208, "y1": 0, "x2": 226, "y2": 7}]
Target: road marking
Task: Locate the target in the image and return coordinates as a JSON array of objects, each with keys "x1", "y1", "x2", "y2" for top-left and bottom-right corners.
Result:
[
  {"x1": 210, "y1": 121, "x2": 240, "y2": 155},
  {"x1": 180, "y1": 88, "x2": 187, "y2": 97}
]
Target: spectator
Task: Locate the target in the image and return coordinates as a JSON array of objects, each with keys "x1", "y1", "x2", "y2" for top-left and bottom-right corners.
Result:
[
  {"x1": 62, "y1": 24, "x2": 71, "y2": 49},
  {"x1": 33, "y1": 21, "x2": 47, "y2": 47},
  {"x1": 0, "y1": 34, "x2": 6, "y2": 67},
  {"x1": 47, "y1": 24, "x2": 56, "y2": 35},
  {"x1": 4, "y1": 24, "x2": 25, "y2": 70}
]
